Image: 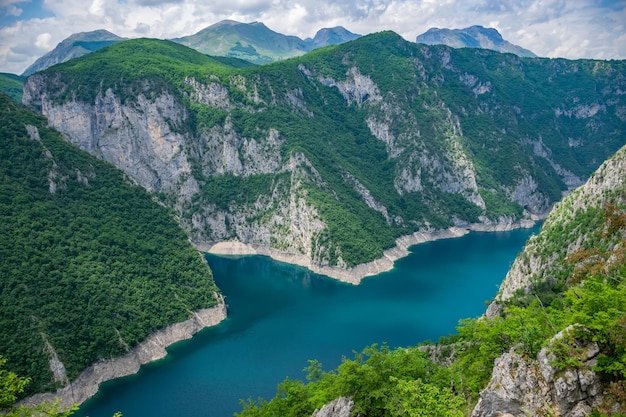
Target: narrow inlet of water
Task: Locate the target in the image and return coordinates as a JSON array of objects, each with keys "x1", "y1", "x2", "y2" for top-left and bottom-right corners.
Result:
[{"x1": 77, "y1": 226, "x2": 538, "y2": 417}]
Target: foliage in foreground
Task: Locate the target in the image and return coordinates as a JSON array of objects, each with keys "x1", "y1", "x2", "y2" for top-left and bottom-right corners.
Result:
[
  {"x1": 236, "y1": 344, "x2": 466, "y2": 417},
  {"x1": 0, "y1": 356, "x2": 124, "y2": 417},
  {"x1": 0, "y1": 355, "x2": 76, "y2": 417}
]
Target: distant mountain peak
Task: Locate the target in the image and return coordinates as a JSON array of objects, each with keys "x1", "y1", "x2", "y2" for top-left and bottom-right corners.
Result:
[
  {"x1": 307, "y1": 26, "x2": 361, "y2": 49},
  {"x1": 22, "y1": 29, "x2": 125, "y2": 76},
  {"x1": 24, "y1": 21, "x2": 362, "y2": 75},
  {"x1": 416, "y1": 26, "x2": 537, "y2": 58},
  {"x1": 173, "y1": 20, "x2": 360, "y2": 65}
]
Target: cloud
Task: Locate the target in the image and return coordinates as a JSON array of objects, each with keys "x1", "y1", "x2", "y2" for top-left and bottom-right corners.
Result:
[
  {"x1": 5, "y1": 4, "x2": 22, "y2": 16},
  {"x1": 34, "y1": 31, "x2": 51, "y2": 48},
  {"x1": 127, "y1": 0, "x2": 185, "y2": 5},
  {"x1": 0, "y1": 0, "x2": 26, "y2": 8},
  {"x1": 134, "y1": 21, "x2": 150, "y2": 34},
  {"x1": 0, "y1": 0, "x2": 624, "y2": 75}
]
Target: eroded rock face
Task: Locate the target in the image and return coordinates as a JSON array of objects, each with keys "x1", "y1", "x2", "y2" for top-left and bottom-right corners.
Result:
[
  {"x1": 23, "y1": 52, "x2": 625, "y2": 279},
  {"x1": 312, "y1": 397, "x2": 355, "y2": 417},
  {"x1": 487, "y1": 145, "x2": 626, "y2": 317},
  {"x1": 472, "y1": 326, "x2": 604, "y2": 417},
  {"x1": 25, "y1": 76, "x2": 195, "y2": 194}
]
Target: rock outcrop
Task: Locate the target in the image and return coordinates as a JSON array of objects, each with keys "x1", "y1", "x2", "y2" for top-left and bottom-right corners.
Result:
[
  {"x1": 312, "y1": 397, "x2": 355, "y2": 417},
  {"x1": 472, "y1": 326, "x2": 605, "y2": 417}
]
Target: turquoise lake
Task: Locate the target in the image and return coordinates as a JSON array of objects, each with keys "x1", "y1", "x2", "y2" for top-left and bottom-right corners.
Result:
[{"x1": 77, "y1": 226, "x2": 539, "y2": 417}]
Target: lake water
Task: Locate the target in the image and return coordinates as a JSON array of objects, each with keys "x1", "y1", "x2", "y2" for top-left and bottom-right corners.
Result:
[{"x1": 77, "y1": 226, "x2": 538, "y2": 417}]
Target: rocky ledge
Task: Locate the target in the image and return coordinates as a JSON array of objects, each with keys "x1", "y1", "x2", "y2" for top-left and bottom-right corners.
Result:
[
  {"x1": 472, "y1": 325, "x2": 608, "y2": 417},
  {"x1": 202, "y1": 218, "x2": 538, "y2": 285},
  {"x1": 21, "y1": 297, "x2": 227, "y2": 410}
]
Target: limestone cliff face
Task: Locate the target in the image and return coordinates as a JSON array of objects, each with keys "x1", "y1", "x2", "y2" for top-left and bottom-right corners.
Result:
[
  {"x1": 487, "y1": 145, "x2": 626, "y2": 317},
  {"x1": 22, "y1": 34, "x2": 626, "y2": 276},
  {"x1": 472, "y1": 326, "x2": 606, "y2": 417},
  {"x1": 191, "y1": 152, "x2": 327, "y2": 259},
  {"x1": 23, "y1": 75, "x2": 197, "y2": 195},
  {"x1": 23, "y1": 73, "x2": 331, "y2": 268}
]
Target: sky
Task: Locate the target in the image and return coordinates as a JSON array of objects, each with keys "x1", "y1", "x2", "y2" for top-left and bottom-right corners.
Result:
[{"x1": 0, "y1": 0, "x2": 625, "y2": 75}]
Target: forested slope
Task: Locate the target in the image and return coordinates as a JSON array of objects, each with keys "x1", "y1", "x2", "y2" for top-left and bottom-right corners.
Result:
[
  {"x1": 0, "y1": 93, "x2": 220, "y2": 396},
  {"x1": 236, "y1": 145, "x2": 626, "y2": 416},
  {"x1": 23, "y1": 33, "x2": 626, "y2": 272},
  {"x1": 0, "y1": 73, "x2": 24, "y2": 103}
]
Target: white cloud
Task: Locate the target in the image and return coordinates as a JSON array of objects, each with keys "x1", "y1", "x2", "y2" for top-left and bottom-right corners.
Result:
[
  {"x1": 0, "y1": 0, "x2": 624, "y2": 75},
  {"x1": 88, "y1": 0, "x2": 105, "y2": 16},
  {"x1": 34, "y1": 32, "x2": 51, "y2": 48}
]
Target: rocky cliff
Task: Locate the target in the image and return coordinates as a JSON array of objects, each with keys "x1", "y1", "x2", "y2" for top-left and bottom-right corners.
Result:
[
  {"x1": 472, "y1": 325, "x2": 605, "y2": 417},
  {"x1": 22, "y1": 33, "x2": 626, "y2": 278},
  {"x1": 472, "y1": 144, "x2": 626, "y2": 416},
  {"x1": 487, "y1": 144, "x2": 626, "y2": 317}
]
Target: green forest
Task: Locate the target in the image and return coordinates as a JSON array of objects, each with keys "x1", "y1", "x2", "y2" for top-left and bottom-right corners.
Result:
[
  {"x1": 0, "y1": 93, "x2": 220, "y2": 396},
  {"x1": 0, "y1": 73, "x2": 24, "y2": 103}
]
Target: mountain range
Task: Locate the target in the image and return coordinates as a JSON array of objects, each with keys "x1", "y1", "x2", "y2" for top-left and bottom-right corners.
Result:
[
  {"x1": 416, "y1": 25, "x2": 537, "y2": 57},
  {"x1": 20, "y1": 21, "x2": 361, "y2": 76},
  {"x1": 18, "y1": 22, "x2": 536, "y2": 78},
  {"x1": 172, "y1": 20, "x2": 360, "y2": 64}
]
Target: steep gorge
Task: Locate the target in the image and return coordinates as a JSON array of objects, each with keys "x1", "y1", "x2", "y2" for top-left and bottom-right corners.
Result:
[{"x1": 22, "y1": 33, "x2": 626, "y2": 279}]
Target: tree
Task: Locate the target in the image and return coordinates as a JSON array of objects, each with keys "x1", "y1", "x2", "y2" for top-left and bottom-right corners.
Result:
[{"x1": 0, "y1": 355, "x2": 123, "y2": 417}]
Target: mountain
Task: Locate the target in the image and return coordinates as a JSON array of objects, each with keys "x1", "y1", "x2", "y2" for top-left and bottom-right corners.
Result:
[
  {"x1": 416, "y1": 25, "x2": 537, "y2": 58},
  {"x1": 172, "y1": 19, "x2": 360, "y2": 64},
  {"x1": 305, "y1": 26, "x2": 361, "y2": 49},
  {"x1": 23, "y1": 22, "x2": 360, "y2": 75},
  {"x1": 235, "y1": 143, "x2": 626, "y2": 417},
  {"x1": 22, "y1": 29, "x2": 125, "y2": 76},
  {"x1": 0, "y1": 92, "x2": 222, "y2": 398},
  {"x1": 22, "y1": 33, "x2": 626, "y2": 280},
  {"x1": 0, "y1": 72, "x2": 25, "y2": 102}
]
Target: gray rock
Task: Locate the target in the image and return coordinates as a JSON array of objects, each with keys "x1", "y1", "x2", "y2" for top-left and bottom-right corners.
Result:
[
  {"x1": 472, "y1": 326, "x2": 605, "y2": 417},
  {"x1": 312, "y1": 397, "x2": 354, "y2": 417}
]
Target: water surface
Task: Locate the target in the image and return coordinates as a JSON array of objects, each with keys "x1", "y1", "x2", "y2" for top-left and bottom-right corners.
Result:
[{"x1": 78, "y1": 226, "x2": 538, "y2": 417}]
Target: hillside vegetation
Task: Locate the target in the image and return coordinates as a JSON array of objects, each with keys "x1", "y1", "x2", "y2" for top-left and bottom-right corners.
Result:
[
  {"x1": 236, "y1": 145, "x2": 626, "y2": 417},
  {"x1": 23, "y1": 32, "x2": 626, "y2": 271},
  {"x1": 0, "y1": 73, "x2": 24, "y2": 103},
  {"x1": 0, "y1": 93, "x2": 220, "y2": 396}
]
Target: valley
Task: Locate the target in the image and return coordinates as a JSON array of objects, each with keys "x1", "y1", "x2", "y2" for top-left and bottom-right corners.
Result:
[{"x1": 0, "y1": 24, "x2": 624, "y2": 417}]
